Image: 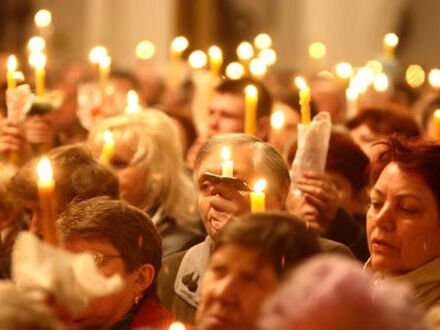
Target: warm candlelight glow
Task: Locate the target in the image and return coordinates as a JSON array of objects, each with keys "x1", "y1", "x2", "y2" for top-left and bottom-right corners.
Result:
[
  {"x1": 254, "y1": 33, "x2": 272, "y2": 50},
  {"x1": 245, "y1": 85, "x2": 258, "y2": 135},
  {"x1": 433, "y1": 110, "x2": 440, "y2": 140},
  {"x1": 335, "y1": 62, "x2": 352, "y2": 79},
  {"x1": 350, "y1": 76, "x2": 369, "y2": 94},
  {"x1": 405, "y1": 64, "x2": 425, "y2": 88},
  {"x1": 101, "y1": 130, "x2": 115, "y2": 163},
  {"x1": 346, "y1": 88, "x2": 359, "y2": 101},
  {"x1": 271, "y1": 110, "x2": 285, "y2": 130},
  {"x1": 254, "y1": 178, "x2": 267, "y2": 193},
  {"x1": 13, "y1": 71, "x2": 24, "y2": 81},
  {"x1": 136, "y1": 40, "x2": 155, "y2": 60},
  {"x1": 374, "y1": 73, "x2": 389, "y2": 92},
  {"x1": 28, "y1": 36, "x2": 46, "y2": 53},
  {"x1": 294, "y1": 76, "x2": 307, "y2": 90},
  {"x1": 168, "y1": 322, "x2": 186, "y2": 330},
  {"x1": 357, "y1": 67, "x2": 374, "y2": 85},
  {"x1": 188, "y1": 50, "x2": 207, "y2": 69},
  {"x1": 221, "y1": 146, "x2": 233, "y2": 177},
  {"x1": 89, "y1": 46, "x2": 108, "y2": 64},
  {"x1": 251, "y1": 178, "x2": 266, "y2": 213},
  {"x1": 366, "y1": 60, "x2": 383, "y2": 74},
  {"x1": 125, "y1": 90, "x2": 140, "y2": 114},
  {"x1": 37, "y1": 157, "x2": 53, "y2": 183},
  {"x1": 429, "y1": 69, "x2": 440, "y2": 88},
  {"x1": 208, "y1": 46, "x2": 223, "y2": 75},
  {"x1": 29, "y1": 52, "x2": 46, "y2": 70},
  {"x1": 34, "y1": 9, "x2": 52, "y2": 28},
  {"x1": 249, "y1": 58, "x2": 267, "y2": 79},
  {"x1": 308, "y1": 42, "x2": 326, "y2": 59},
  {"x1": 170, "y1": 36, "x2": 189, "y2": 56},
  {"x1": 8, "y1": 55, "x2": 17, "y2": 72},
  {"x1": 104, "y1": 130, "x2": 113, "y2": 144},
  {"x1": 237, "y1": 42, "x2": 254, "y2": 61},
  {"x1": 259, "y1": 49, "x2": 277, "y2": 66},
  {"x1": 7, "y1": 55, "x2": 17, "y2": 89},
  {"x1": 384, "y1": 33, "x2": 399, "y2": 48},
  {"x1": 225, "y1": 62, "x2": 245, "y2": 80},
  {"x1": 99, "y1": 55, "x2": 111, "y2": 69}
]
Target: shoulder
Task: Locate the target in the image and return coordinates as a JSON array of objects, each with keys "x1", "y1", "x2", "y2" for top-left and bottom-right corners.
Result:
[
  {"x1": 318, "y1": 238, "x2": 355, "y2": 259},
  {"x1": 130, "y1": 298, "x2": 176, "y2": 329}
]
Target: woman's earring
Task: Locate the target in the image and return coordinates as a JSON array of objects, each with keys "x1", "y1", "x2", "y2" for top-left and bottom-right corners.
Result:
[{"x1": 133, "y1": 293, "x2": 141, "y2": 305}]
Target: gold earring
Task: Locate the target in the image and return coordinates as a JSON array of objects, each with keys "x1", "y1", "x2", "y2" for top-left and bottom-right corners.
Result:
[{"x1": 133, "y1": 292, "x2": 143, "y2": 305}]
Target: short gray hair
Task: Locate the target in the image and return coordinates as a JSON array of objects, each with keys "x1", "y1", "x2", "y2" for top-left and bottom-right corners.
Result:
[{"x1": 194, "y1": 133, "x2": 290, "y2": 197}]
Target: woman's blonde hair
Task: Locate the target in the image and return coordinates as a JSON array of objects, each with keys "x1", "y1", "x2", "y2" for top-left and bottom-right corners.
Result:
[{"x1": 88, "y1": 110, "x2": 198, "y2": 225}]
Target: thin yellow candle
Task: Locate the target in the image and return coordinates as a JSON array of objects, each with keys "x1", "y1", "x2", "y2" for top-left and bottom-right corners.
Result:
[
  {"x1": 237, "y1": 42, "x2": 254, "y2": 73},
  {"x1": 89, "y1": 46, "x2": 107, "y2": 64},
  {"x1": 7, "y1": 55, "x2": 17, "y2": 90},
  {"x1": 429, "y1": 69, "x2": 440, "y2": 89},
  {"x1": 28, "y1": 36, "x2": 46, "y2": 53},
  {"x1": 383, "y1": 33, "x2": 399, "y2": 60},
  {"x1": 170, "y1": 36, "x2": 189, "y2": 59},
  {"x1": 433, "y1": 110, "x2": 440, "y2": 140},
  {"x1": 244, "y1": 85, "x2": 258, "y2": 135},
  {"x1": 29, "y1": 52, "x2": 46, "y2": 96},
  {"x1": 251, "y1": 178, "x2": 266, "y2": 213},
  {"x1": 99, "y1": 55, "x2": 111, "y2": 95},
  {"x1": 100, "y1": 130, "x2": 115, "y2": 164},
  {"x1": 125, "y1": 90, "x2": 141, "y2": 114},
  {"x1": 221, "y1": 146, "x2": 233, "y2": 177},
  {"x1": 208, "y1": 46, "x2": 223, "y2": 76},
  {"x1": 295, "y1": 77, "x2": 311, "y2": 125},
  {"x1": 271, "y1": 110, "x2": 285, "y2": 130},
  {"x1": 37, "y1": 157, "x2": 57, "y2": 246},
  {"x1": 168, "y1": 321, "x2": 186, "y2": 330}
]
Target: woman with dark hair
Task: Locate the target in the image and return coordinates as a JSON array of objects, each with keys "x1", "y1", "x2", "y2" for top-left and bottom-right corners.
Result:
[{"x1": 366, "y1": 135, "x2": 440, "y2": 326}]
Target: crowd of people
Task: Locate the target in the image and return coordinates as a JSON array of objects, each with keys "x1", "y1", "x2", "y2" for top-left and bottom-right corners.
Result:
[{"x1": 0, "y1": 27, "x2": 440, "y2": 330}]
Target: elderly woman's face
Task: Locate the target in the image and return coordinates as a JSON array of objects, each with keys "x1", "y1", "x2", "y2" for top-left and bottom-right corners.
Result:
[{"x1": 367, "y1": 162, "x2": 440, "y2": 275}]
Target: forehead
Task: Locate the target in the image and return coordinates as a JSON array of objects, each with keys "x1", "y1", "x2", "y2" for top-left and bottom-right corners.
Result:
[
  {"x1": 63, "y1": 237, "x2": 118, "y2": 254},
  {"x1": 196, "y1": 145, "x2": 256, "y2": 181},
  {"x1": 210, "y1": 243, "x2": 269, "y2": 272},
  {"x1": 210, "y1": 93, "x2": 245, "y2": 115}
]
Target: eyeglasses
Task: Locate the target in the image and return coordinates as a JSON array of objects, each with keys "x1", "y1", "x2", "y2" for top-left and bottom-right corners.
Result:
[{"x1": 85, "y1": 250, "x2": 122, "y2": 267}]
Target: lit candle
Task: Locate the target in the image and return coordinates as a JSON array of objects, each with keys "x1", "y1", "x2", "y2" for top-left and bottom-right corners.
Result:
[
  {"x1": 383, "y1": 33, "x2": 399, "y2": 60},
  {"x1": 170, "y1": 36, "x2": 189, "y2": 59},
  {"x1": 335, "y1": 62, "x2": 353, "y2": 80},
  {"x1": 29, "y1": 52, "x2": 46, "y2": 96},
  {"x1": 99, "y1": 55, "x2": 111, "y2": 95},
  {"x1": 100, "y1": 130, "x2": 115, "y2": 164},
  {"x1": 135, "y1": 40, "x2": 155, "y2": 60},
  {"x1": 7, "y1": 55, "x2": 17, "y2": 90},
  {"x1": 188, "y1": 50, "x2": 207, "y2": 70},
  {"x1": 254, "y1": 33, "x2": 272, "y2": 50},
  {"x1": 168, "y1": 321, "x2": 186, "y2": 330},
  {"x1": 249, "y1": 58, "x2": 267, "y2": 80},
  {"x1": 37, "y1": 157, "x2": 57, "y2": 246},
  {"x1": 429, "y1": 69, "x2": 440, "y2": 89},
  {"x1": 309, "y1": 42, "x2": 326, "y2": 60},
  {"x1": 259, "y1": 49, "x2": 277, "y2": 67},
  {"x1": 221, "y1": 146, "x2": 233, "y2": 177},
  {"x1": 373, "y1": 73, "x2": 389, "y2": 92},
  {"x1": 28, "y1": 36, "x2": 46, "y2": 53},
  {"x1": 251, "y1": 178, "x2": 266, "y2": 213},
  {"x1": 244, "y1": 85, "x2": 258, "y2": 135},
  {"x1": 271, "y1": 110, "x2": 285, "y2": 130},
  {"x1": 237, "y1": 42, "x2": 254, "y2": 73},
  {"x1": 346, "y1": 87, "x2": 359, "y2": 119},
  {"x1": 405, "y1": 65, "x2": 425, "y2": 89},
  {"x1": 295, "y1": 77, "x2": 310, "y2": 125},
  {"x1": 208, "y1": 46, "x2": 223, "y2": 76},
  {"x1": 225, "y1": 62, "x2": 245, "y2": 80},
  {"x1": 433, "y1": 110, "x2": 440, "y2": 140},
  {"x1": 34, "y1": 9, "x2": 52, "y2": 29},
  {"x1": 89, "y1": 46, "x2": 107, "y2": 65},
  {"x1": 125, "y1": 90, "x2": 141, "y2": 114}
]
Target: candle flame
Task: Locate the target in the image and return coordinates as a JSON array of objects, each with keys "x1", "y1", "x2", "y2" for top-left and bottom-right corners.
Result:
[
  {"x1": 188, "y1": 50, "x2": 207, "y2": 69},
  {"x1": 294, "y1": 76, "x2": 307, "y2": 90},
  {"x1": 405, "y1": 64, "x2": 425, "y2": 88},
  {"x1": 29, "y1": 52, "x2": 46, "y2": 70},
  {"x1": 221, "y1": 146, "x2": 230, "y2": 161},
  {"x1": 435, "y1": 109, "x2": 440, "y2": 119},
  {"x1": 373, "y1": 73, "x2": 389, "y2": 92},
  {"x1": 346, "y1": 88, "x2": 359, "y2": 101},
  {"x1": 125, "y1": 90, "x2": 140, "y2": 113},
  {"x1": 225, "y1": 62, "x2": 244, "y2": 80},
  {"x1": 171, "y1": 36, "x2": 189, "y2": 53},
  {"x1": 168, "y1": 321, "x2": 186, "y2": 330},
  {"x1": 236, "y1": 42, "x2": 254, "y2": 60},
  {"x1": 366, "y1": 60, "x2": 383, "y2": 74},
  {"x1": 7, "y1": 55, "x2": 17, "y2": 72},
  {"x1": 89, "y1": 46, "x2": 108, "y2": 64},
  {"x1": 34, "y1": 9, "x2": 52, "y2": 28},
  {"x1": 254, "y1": 33, "x2": 272, "y2": 50},
  {"x1": 259, "y1": 49, "x2": 277, "y2": 66},
  {"x1": 13, "y1": 71, "x2": 24, "y2": 81},
  {"x1": 136, "y1": 40, "x2": 155, "y2": 60},
  {"x1": 249, "y1": 58, "x2": 267, "y2": 77},
  {"x1": 429, "y1": 69, "x2": 440, "y2": 88},
  {"x1": 384, "y1": 33, "x2": 399, "y2": 47},
  {"x1": 37, "y1": 157, "x2": 53, "y2": 183},
  {"x1": 245, "y1": 85, "x2": 258, "y2": 98},
  {"x1": 335, "y1": 62, "x2": 352, "y2": 79},
  {"x1": 208, "y1": 46, "x2": 222, "y2": 60},
  {"x1": 99, "y1": 55, "x2": 111, "y2": 69},
  {"x1": 103, "y1": 130, "x2": 114, "y2": 144},
  {"x1": 271, "y1": 110, "x2": 285, "y2": 129},
  {"x1": 28, "y1": 36, "x2": 46, "y2": 53},
  {"x1": 254, "y1": 178, "x2": 267, "y2": 193},
  {"x1": 357, "y1": 67, "x2": 374, "y2": 85},
  {"x1": 308, "y1": 42, "x2": 326, "y2": 59}
]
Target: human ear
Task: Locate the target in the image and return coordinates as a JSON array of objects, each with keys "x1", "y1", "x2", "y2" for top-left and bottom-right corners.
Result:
[{"x1": 134, "y1": 264, "x2": 155, "y2": 292}]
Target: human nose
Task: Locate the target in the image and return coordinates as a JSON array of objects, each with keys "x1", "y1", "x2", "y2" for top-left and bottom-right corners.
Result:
[
  {"x1": 372, "y1": 202, "x2": 395, "y2": 231},
  {"x1": 213, "y1": 275, "x2": 239, "y2": 304}
]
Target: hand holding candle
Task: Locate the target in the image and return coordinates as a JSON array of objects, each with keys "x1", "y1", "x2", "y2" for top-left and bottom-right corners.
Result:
[
  {"x1": 295, "y1": 77, "x2": 311, "y2": 125},
  {"x1": 251, "y1": 178, "x2": 266, "y2": 213},
  {"x1": 245, "y1": 84, "x2": 258, "y2": 135},
  {"x1": 100, "y1": 130, "x2": 115, "y2": 164},
  {"x1": 221, "y1": 146, "x2": 233, "y2": 177},
  {"x1": 37, "y1": 157, "x2": 57, "y2": 245}
]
